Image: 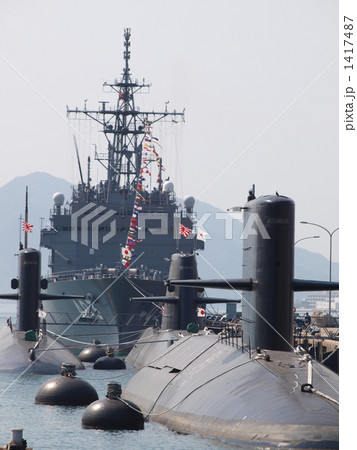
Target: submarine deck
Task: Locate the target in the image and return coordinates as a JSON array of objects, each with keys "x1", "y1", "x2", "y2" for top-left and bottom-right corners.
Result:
[{"x1": 124, "y1": 328, "x2": 338, "y2": 448}]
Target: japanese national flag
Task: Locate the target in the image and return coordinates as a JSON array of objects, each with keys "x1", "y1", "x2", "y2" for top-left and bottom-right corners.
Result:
[
  {"x1": 197, "y1": 307, "x2": 205, "y2": 317},
  {"x1": 197, "y1": 228, "x2": 208, "y2": 242},
  {"x1": 38, "y1": 309, "x2": 47, "y2": 319},
  {"x1": 122, "y1": 247, "x2": 132, "y2": 258},
  {"x1": 179, "y1": 223, "x2": 192, "y2": 238}
]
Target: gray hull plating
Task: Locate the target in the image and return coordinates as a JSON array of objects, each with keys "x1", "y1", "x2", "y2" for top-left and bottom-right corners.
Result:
[
  {"x1": 42, "y1": 276, "x2": 165, "y2": 346},
  {"x1": 124, "y1": 329, "x2": 338, "y2": 448},
  {"x1": 0, "y1": 326, "x2": 84, "y2": 374}
]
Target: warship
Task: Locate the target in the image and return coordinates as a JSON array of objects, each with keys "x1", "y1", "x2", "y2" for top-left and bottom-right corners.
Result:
[{"x1": 40, "y1": 28, "x2": 203, "y2": 346}]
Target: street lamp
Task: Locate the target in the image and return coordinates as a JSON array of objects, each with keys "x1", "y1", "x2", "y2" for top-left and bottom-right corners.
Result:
[
  {"x1": 294, "y1": 235, "x2": 320, "y2": 246},
  {"x1": 300, "y1": 221, "x2": 339, "y2": 316}
]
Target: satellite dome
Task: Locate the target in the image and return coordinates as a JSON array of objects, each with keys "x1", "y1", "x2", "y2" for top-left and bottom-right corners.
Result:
[
  {"x1": 163, "y1": 181, "x2": 174, "y2": 193},
  {"x1": 184, "y1": 195, "x2": 195, "y2": 210},
  {"x1": 52, "y1": 192, "x2": 65, "y2": 206}
]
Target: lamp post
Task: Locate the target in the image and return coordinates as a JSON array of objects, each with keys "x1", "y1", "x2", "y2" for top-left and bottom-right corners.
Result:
[
  {"x1": 294, "y1": 235, "x2": 320, "y2": 246},
  {"x1": 300, "y1": 221, "x2": 339, "y2": 316}
]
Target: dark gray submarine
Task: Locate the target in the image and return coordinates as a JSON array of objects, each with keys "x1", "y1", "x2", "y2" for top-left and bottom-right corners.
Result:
[
  {"x1": 123, "y1": 191, "x2": 339, "y2": 448},
  {"x1": 0, "y1": 248, "x2": 84, "y2": 374},
  {"x1": 126, "y1": 251, "x2": 242, "y2": 367}
]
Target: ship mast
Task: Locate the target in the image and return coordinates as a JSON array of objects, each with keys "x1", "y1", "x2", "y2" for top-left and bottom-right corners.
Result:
[{"x1": 67, "y1": 28, "x2": 184, "y2": 195}]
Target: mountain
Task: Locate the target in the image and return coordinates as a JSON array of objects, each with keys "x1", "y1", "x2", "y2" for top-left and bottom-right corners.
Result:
[{"x1": 0, "y1": 173, "x2": 338, "y2": 302}]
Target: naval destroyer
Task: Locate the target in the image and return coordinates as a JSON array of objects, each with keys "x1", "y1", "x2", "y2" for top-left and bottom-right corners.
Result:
[{"x1": 40, "y1": 29, "x2": 203, "y2": 346}]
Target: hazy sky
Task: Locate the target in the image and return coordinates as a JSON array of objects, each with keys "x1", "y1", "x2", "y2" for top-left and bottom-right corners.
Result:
[{"x1": 0, "y1": 0, "x2": 339, "y2": 261}]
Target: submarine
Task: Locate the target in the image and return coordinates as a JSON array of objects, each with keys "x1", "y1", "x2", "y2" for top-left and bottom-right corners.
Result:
[
  {"x1": 0, "y1": 248, "x2": 84, "y2": 374},
  {"x1": 126, "y1": 250, "x2": 242, "y2": 367},
  {"x1": 123, "y1": 190, "x2": 339, "y2": 448}
]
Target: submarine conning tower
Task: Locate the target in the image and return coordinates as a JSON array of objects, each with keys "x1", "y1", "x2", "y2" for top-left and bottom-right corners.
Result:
[
  {"x1": 167, "y1": 190, "x2": 338, "y2": 353},
  {"x1": 162, "y1": 253, "x2": 201, "y2": 330},
  {"x1": 0, "y1": 248, "x2": 87, "y2": 333},
  {"x1": 17, "y1": 248, "x2": 41, "y2": 332},
  {"x1": 241, "y1": 194, "x2": 294, "y2": 352},
  {"x1": 131, "y1": 252, "x2": 238, "y2": 330}
]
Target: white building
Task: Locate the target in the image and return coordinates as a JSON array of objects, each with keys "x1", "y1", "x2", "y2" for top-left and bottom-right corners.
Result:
[{"x1": 304, "y1": 292, "x2": 339, "y2": 313}]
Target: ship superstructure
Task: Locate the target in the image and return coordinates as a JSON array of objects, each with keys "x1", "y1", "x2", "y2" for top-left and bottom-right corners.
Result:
[{"x1": 40, "y1": 29, "x2": 203, "y2": 345}]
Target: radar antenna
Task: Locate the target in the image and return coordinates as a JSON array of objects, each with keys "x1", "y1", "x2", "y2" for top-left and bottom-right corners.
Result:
[{"x1": 67, "y1": 28, "x2": 184, "y2": 194}]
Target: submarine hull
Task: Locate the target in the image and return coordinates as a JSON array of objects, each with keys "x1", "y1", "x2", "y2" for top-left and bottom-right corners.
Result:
[
  {"x1": 124, "y1": 192, "x2": 339, "y2": 447},
  {"x1": 123, "y1": 330, "x2": 338, "y2": 448},
  {"x1": 0, "y1": 326, "x2": 84, "y2": 374}
]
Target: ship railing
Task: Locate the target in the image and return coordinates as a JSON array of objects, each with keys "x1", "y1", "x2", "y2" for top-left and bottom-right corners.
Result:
[
  {"x1": 43, "y1": 311, "x2": 118, "y2": 327},
  {"x1": 46, "y1": 267, "x2": 165, "y2": 282},
  {"x1": 217, "y1": 323, "x2": 253, "y2": 357},
  {"x1": 46, "y1": 269, "x2": 116, "y2": 282},
  {"x1": 241, "y1": 328, "x2": 253, "y2": 358},
  {"x1": 42, "y1": 309, "x2": 162, "y2": 333},
  {"x1": 49, "y1": 206, "x2": 72, "y2": 216}
]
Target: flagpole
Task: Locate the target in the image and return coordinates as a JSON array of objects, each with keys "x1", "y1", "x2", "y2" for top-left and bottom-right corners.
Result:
[
  {"x1": 25, "y1": 186, "x2": 28, "y2": 249},
  {"x1": 19, "y1": 214, "x2": 23, "y2": 251}
]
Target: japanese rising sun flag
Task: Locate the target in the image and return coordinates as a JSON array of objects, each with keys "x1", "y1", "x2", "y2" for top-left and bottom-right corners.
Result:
[
  {"x1": 179, "y1": 224, "x2": 192, "y2": 238},
  {"x1": 22, "y1": 221, "x2": 33, "y2": 233}
]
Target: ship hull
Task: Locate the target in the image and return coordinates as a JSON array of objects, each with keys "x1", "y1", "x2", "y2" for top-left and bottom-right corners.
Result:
[
  {"x1": 124, "y1": 329, "x2": 339, "y2": 448},
  {"x1": 41, "y1": 277, "x2": 165, "y2": 348},
  {"x1": 0, "y1": 326, "x2": 84, "y2": 374}
]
